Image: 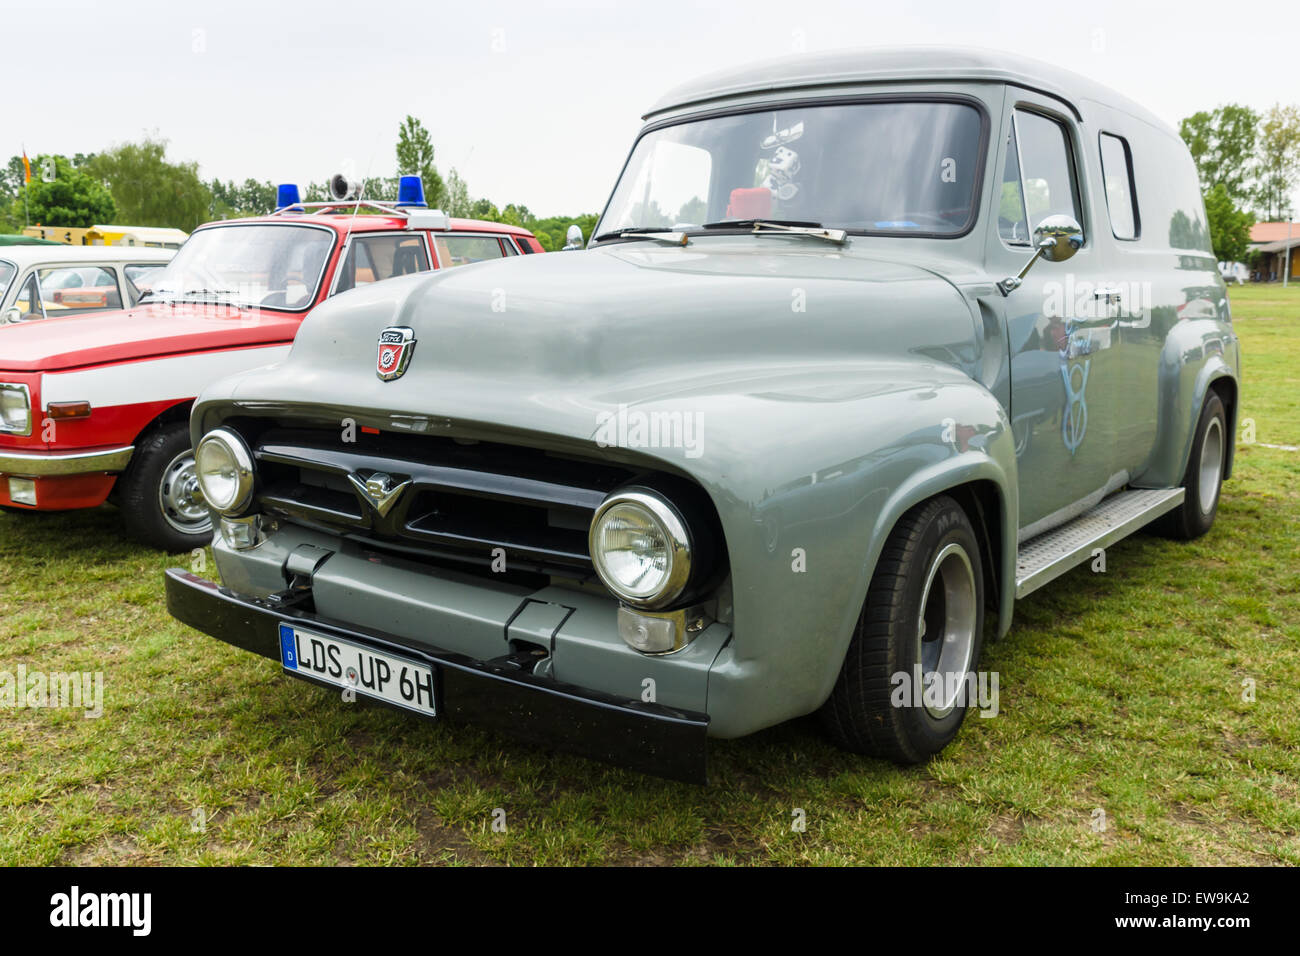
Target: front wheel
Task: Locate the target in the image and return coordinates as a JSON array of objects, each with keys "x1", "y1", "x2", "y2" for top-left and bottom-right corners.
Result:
[
  {"x1": 820, "y1": 495, "x2": 985, "y2": 763},
  {"x1": 1156, "y1": 391, "x2": 1227, "y2": 540},
  {"x1": 118, "y1": 422, "x2": 213, "y2": 553}
]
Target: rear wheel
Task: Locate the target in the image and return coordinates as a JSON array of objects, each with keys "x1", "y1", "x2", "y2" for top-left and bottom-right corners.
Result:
[
  {"x1": 820, "y1": 495, "x2": 985, "y2": 763},
  {"x1": 119, "y1": 422, "x2": 213, "y2": 552},
  {"x1": 1157, "y1": 391, "x2": 1227, "y2": 540}
]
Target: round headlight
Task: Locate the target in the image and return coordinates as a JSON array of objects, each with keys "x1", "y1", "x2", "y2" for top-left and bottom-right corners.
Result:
[
  {"x1": 194, "y1": 428, "x2": 255, "y2": 516},
  {"x1": 589, "y1": 489, "x2": 692, "y2": 609}
]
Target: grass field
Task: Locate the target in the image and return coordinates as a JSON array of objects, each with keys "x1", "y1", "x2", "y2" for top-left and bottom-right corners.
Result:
[{"x1": 1, "y1": 284, "x2": 1297, "y2": 866}]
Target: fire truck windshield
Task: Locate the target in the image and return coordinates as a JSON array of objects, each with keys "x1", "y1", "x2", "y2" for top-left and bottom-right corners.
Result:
[{"x1": 142, "y1": 223, "x2": 334, "y2": 311}]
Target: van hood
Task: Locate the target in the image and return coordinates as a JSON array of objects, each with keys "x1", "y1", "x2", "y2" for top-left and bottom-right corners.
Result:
[
  {"x1": 201, "y1": 237, "x2": 981, "y2": 452},
  {"x1": 286, "y1": 238, "x2": 974, "y2": 386}
]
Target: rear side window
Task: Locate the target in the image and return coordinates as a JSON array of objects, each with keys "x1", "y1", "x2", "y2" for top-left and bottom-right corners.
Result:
[
  {"x1": 38, "y1": 266, "x2": 123, "y2": 315},
  {"x1": 1099, "y1": 133, "x2": 1139, "y2": 240},
  {"x1": 1001, "y1": 110, "x2": 1083, "y2": 246},
  {"x1": 433, "y1": 235, "x2": 506, "y2": 268},
  {"x1": 334, "y1": 234, "x2": 431, "y2": 294}
]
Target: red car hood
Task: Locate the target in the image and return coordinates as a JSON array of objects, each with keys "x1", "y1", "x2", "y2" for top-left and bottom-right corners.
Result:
[{"x1": 0, "y1": 303, "x2": 304, "y2": 372}]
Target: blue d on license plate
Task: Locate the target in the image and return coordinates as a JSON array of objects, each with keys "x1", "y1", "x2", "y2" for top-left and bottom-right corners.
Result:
[{"x1": 278, "y1": 623, "x2": 437, "y2": 717}]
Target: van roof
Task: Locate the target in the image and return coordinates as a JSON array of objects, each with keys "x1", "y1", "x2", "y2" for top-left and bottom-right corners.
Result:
[{"x1": 645, "y1": 45, "x2": 1173, "y2": 135}]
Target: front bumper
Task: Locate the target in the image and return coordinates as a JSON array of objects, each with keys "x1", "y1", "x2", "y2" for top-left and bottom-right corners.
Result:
[
  {"x1": 0, "y1": 445, "x2": 134, "y2": 477},
  {"x1": 165, "y1": 568, "x2": 711, "y2": 783}
]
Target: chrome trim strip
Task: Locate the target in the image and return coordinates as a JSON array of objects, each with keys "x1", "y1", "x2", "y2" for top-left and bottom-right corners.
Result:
[{"x1": 0, "y1": 445, "x2": 134, "y2": 477}]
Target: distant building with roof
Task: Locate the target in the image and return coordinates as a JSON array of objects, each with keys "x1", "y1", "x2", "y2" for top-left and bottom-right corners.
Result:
[
  {"x1": 1248, "y1": 221, "x2": 1299, "y2": 281},
  {"x1": 21, "y1": 224, "x2": 189, "y2": 249}
]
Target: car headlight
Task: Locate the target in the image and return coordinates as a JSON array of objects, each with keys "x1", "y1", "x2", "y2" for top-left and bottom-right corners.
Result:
[
  {"x1": 194, "y1": 427, "x2": 255, "y2": 516},
  {"x1": 0, "y1": 383, "x2": 32, "y2": 436},
  {"x1": 589, "y1": 488, "x2": 692, "y2": 610}
]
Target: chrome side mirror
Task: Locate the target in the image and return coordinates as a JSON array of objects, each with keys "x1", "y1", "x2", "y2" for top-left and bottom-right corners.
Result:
[
  {"x1": 563, "y1": 224, "x2": 584, "y2": 250},
  {"x1": 1034, "y1": 215, "x2": 1084, "y2": 263},
  {"x1": 2, "y1": 307, "x2": 22, "y2": 324},
  {"x1": 998, "y1": 214, "x2": 1083, "y2": 295}
]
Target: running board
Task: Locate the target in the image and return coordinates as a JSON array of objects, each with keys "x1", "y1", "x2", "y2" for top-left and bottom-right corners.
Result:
[{"x1": 1015, "y1": 488, "x2": 1185, "y2": 598}]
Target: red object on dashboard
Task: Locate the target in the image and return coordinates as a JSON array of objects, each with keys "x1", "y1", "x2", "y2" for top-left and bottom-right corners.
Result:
[{"x1": 725, "y1": 187, "x2": 772, "y2": 220}]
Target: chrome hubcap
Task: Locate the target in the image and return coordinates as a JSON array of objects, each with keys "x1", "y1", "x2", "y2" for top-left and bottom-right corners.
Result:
[
  {"x1": 1198, "y1": 416, "x2": 1224, "y2": 515},
  {"x1": 157, "y1": 450, "x2": 211, "y2": 536},
  {"x1": 916, "y1": 542, "x2": 978, "y2": 720}
]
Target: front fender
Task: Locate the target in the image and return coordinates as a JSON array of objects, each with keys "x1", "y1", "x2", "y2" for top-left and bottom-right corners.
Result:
[{"x1": 698, "y1": 365, "x2": 1017, "y2": 739}]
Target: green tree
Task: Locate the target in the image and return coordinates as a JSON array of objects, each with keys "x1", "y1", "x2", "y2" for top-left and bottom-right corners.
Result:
[
  {"x1": 500, "y1": 203, "x2": 532, "y2": 227},
  {"x1": 207, "y1": 177, "x2": 279, "y2": 218},
  {"x1": 1179, "y1": 104, "x2": 1259, "y2": 206},
  {"x1": 25, "y1": 154, "x2": 116, "y2": 227},
  {"x1": 1254, "y1": 104, "x2": 1300, "y2": 221},
  {"x1": 0, "y1": 156, "x2": 26, "y2": 232},
  {"x1": 89, "y1": 138, "x2": 211, "y2": 230},
  {"x1": 522, "y1": 212, "x2": 600, "y2": 251},
  {"x1": 395, "y1": 116, "x2": 446, "y2": 209},
  {"x1": 1203, "y1": 183, "x2": 1253, "y2": 262},
  {"x1": 443, "y1": 168, "x2": 472, "y2": 217},
  {"x1": 469, "y1": 198, "x2": 501, "y2": 221}
]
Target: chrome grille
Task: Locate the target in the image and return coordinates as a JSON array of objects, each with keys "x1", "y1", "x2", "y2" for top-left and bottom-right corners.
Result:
[{"x1": 246, "y1": 426, "x2": 640, "y2": 576}]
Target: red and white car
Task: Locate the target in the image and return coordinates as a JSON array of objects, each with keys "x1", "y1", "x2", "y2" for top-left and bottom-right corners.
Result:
[{"x1": 0, "y1": 179, "x2": 543, "y2": 551}]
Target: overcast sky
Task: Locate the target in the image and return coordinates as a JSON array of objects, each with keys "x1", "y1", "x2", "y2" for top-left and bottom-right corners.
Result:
[{"x1": 9, "y1": 0, "x2": 1299, "y2": 218}]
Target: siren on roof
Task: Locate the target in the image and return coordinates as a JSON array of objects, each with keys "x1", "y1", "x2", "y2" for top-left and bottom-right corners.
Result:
[
  {"x1": 276, "y1": 183, "x2": 303, "y2": 211},
  {"x1": 396, "y1": 175, "x2": 427, "y2": 208},
  {"x1": 329, "y1": 174, "x2": 361, "y2": 201}
]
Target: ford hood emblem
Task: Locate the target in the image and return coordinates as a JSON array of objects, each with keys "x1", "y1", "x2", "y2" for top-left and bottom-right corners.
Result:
[{"x1": 376, "y1": 326, "x2": 416, "y2": 381}]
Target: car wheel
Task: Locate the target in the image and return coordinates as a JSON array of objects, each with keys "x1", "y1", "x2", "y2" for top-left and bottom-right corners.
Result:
[
  {"x1": 820, "y1": 495, "x2": 985, "y2": 763},
  {"x1": 1156, "y1": 391, "x2": 1227, "y2": 541},
  {"x1": 119, "y1": 422, "x2": 213, "y2": 553}
]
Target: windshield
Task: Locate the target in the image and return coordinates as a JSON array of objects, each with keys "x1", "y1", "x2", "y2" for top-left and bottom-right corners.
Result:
[
  {"x1": 596, "y1": 100, "x2": 985, "y2": 239},
  {"x1": 0, "y1": 261, "x2": 14, "y2": 302},
  {"x1": 147, "y1": 224, "x2": 333, "y2": 310}
]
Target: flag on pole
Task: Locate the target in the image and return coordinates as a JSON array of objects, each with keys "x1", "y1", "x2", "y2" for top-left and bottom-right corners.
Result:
[{"x1": 22, "y1": 148, "x2": 31, "y2": 184}]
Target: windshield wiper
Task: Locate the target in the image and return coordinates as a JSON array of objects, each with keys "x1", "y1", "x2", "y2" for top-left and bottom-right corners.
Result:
[
  {"x1": 176, "y1": 289, "x2": 244, "y2": 304},
  {"x1": 702, "y1": 219, "x2": 847, "y2": 243},
  {"x1": 592, "y1": 227, "x2": 689, "y2": 246}
]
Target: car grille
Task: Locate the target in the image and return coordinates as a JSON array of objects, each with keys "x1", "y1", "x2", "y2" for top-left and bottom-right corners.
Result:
[{"x1": 244, "y1": 426, "x2": 643, "y2": 578}]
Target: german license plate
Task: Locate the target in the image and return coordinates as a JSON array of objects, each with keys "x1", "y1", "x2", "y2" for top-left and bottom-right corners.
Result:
[{"x1": 278, "y1": 623, "x2": 437, "y2": 717}]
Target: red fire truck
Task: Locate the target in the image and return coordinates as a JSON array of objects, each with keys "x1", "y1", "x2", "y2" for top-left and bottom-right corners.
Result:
[{"x1": 0, "y1": 176, "x2": 543, "y2": 550}]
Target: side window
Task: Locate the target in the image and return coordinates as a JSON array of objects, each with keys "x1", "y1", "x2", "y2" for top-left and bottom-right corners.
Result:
[
  {"x1": 433, "y1": 235, "x2": 506, "y2": 268},
  {"x1": 125, "y1": 263, "x2": 167, "y2": 303},
  {"x1": 1002, "y1": 110, "x2": 1083, "y2": 246},
  {"x1": 37, "y1": 266, "x2": 123, "y2": 315},
  {"x1": 334, "y1": 234, "x2": 431, "y2": 294},
  {"x1": 500, "y1": 237, "x2": 518, "y2": 256},
  {"x1": 13, "y1": 273, "x2": 44, "y2": 320},
  {"x1": 1099, "y1": 133, "x2": 1139, "y2": 240},
  {"x1": 998, "y1": 123, "x2": 1030, "y2": 244}
]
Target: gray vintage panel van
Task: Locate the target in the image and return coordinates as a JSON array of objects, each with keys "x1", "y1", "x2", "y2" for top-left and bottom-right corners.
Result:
[{"x1": 166, "y1": 47, "x2": 1238, "y2": 782}]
